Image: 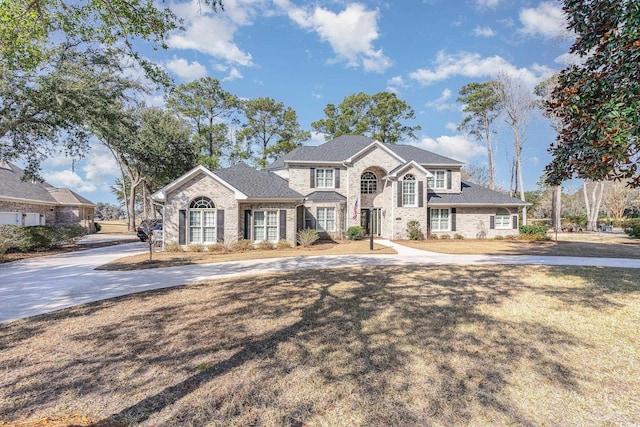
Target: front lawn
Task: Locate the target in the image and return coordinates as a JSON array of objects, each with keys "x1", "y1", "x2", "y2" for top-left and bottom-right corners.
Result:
[{"x1": 1, "y1": 265, "x2": 639, "y2": 426}]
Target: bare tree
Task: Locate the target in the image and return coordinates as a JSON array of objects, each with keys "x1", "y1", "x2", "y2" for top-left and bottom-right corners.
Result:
[
  {"x1": 583, "y1": 180, "x2": 605, "y2": 231},
  {"x1": 603, "y1": 181, "x2": 640, "y2": 224},
  {"x1": 461, "y1": 163, "x2": 490, "y2": 186},
  {"x1": 535, "y1": 75, "x2": 563, "y2": 232},
  {"x1": 495, "y1": 72, "x2": 535, "y2": 225}
]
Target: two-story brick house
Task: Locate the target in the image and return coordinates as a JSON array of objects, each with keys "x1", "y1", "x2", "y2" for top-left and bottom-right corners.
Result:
[{"x1": 152, "y1": 135, "x2": 528, "y2": 246}]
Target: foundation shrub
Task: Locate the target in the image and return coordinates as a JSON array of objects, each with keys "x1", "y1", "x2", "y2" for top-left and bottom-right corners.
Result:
[
  {"x1": 346, "y1": 226, "x2": 365, "y2": 240},
  {"x1": 297, "y1": 229, "x2": 319, "y2": 247}
]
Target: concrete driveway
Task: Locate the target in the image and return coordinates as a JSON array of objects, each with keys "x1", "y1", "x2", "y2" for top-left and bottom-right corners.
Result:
[{"x1": 2, "y1": 240, "x2": 640, "y2": 323}]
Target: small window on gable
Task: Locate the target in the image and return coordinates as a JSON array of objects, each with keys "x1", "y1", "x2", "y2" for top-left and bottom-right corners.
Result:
[
  {"x1": 361, "y1": 171, "x2": 377, "y2": 194},
  {"x1": 402, "y1": 174, "x2": 416, "y2": 206},
  {"x1": 495, "y1": 208, "x2": 511, "y2": 229}
]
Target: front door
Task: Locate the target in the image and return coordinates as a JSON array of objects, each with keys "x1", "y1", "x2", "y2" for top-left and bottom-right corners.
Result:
[{"x1": 360, "y1": 208, "x2": 381, "y2": 236}]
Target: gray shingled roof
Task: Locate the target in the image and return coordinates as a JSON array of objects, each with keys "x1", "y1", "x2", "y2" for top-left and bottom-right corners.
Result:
[
  {"x1": 266, "y1": 135, "x2": 464, "y2": 169},
  {"x1": 427, "y1": 181, "x2": 529, "y2": 206},
  {"x1": 215, "y1": 163, "x2": 304, "y2": 199},
  {"x1": 386, "y1": 145, "x2": 463, "y2": 166},
  {"x1": 0, "y1": 162, "x2": 59, "y2": 204},
  {"x1": 305, "y1": 191, "x2": 347, "y2": 202},
  {"x1": 48, "y1": 188, "x2": 95, "y2": 206}
]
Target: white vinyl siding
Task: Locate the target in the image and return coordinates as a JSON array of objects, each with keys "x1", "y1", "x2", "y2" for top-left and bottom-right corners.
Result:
[
  {"x1": 316, "y1": 207, "x2": 335, "y2": 232},
  {"x1": 316, "y1": 168, "x2": 334, "y2": 188},
  {"x1": 431, "y1": 208, "x2": 450, "y2": 231},
  {"x1": 254, "y1": 210, "x2": 279, "y2": 242}
]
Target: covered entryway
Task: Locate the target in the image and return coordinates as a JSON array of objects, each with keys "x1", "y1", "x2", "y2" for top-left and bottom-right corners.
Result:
[{"x1": 360, "y1": 208, "x2": 381, "y2": 236}]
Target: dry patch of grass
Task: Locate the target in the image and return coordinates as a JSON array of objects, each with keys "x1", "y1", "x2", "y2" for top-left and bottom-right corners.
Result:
[
  {"x1": 97, "y1": 240, "x2": 396, "y2": 271},
  {"x1": 96, "y1": 220, "x2": 130, "y2": 234},
  {"x1": 400, "y1": 234, "x2": 640, "y2": 259},
  {"x1": 1, "y1": 265, "x2": 639, "y2": 426}
]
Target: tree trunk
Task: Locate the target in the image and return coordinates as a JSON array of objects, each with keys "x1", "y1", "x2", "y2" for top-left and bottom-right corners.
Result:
[
  {"x1": 583, "y1": 181, "x2": 604, "y2": 231},
  {"x1": 552, "y1": 184, "x2": 562, "y2": 232},
  {"x1": 516, "y1": 151, "x2": 527, "y2": 225},
  {"x1": 485, "y1": 116, "x2": 495, "y2": 190}
]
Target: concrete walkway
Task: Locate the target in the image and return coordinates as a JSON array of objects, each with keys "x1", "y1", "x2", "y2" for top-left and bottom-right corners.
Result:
[{"x1": 2, "y1": 239, "x2": 640, "y2": 323}]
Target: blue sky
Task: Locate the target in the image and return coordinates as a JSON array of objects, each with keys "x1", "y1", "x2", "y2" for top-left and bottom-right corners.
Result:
[{"x1": 39, "y1": 0, "x2": 576, "y2": 205}]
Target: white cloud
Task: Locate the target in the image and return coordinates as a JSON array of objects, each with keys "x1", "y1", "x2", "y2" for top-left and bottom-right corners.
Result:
[
  {"x1": 307, "y1": 131, "x2": 327, "y2": 147},
  {"x1": 286, "y1": 3, "x2": 392, "y2": 73},
  {"x1": 411, "y1": 134, "x2": 485, "y2": 162},
  {"x1": 166, "y1": 57, "x2": 207, "y2": 80},
  {"x1": 473, "y1": 26, "x2": 495, "y2": 37},
  {"x1": 425, "y1": 88, "x2": 458, "y2": 111},
  {"x1": 519, "y1": 2, "x2": 571, "y2": 40},
  {"x1": 81, "y1": 147, "x2": 120, "y2": 184},
  {"x1": 168, "y1": 1, "x2": 253, "y2": 66},
  {"x1": 43, "y1": 170, "x2": 97, "y2": 193},
  {"x1": 386, "y1": 76, "x2": 407, "y2": 94},
  {"x1": 476, "y1": 0, "x2": 500, "y2": 8},
  {"x1": 408, "y1": 51, "x2": 554, "y2": 88},
  {"x1": 445, "y1": 122, "x2": 459, "y2": 132},
  {"x1": 554, "y1": 52, "x2": 586, "y2": 67},
  {"x1": 222, "y1": 67, "x2": 244, "y2": 81}
]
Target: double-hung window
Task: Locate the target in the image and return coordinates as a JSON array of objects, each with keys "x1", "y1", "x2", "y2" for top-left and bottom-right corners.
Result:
[
  {"x1": 433, "y1": 170, "x2": 446, "y2": 189},
  {"x1": 189, "y1": 197, "x2": 216, "y2": 244},
  {"x1": 495, "y1": 208, "x2": 511, "y2": 229},
  {"x1": 316, "y1": 168, "x2": 334, "y2": 188},
  {"x1": 431, "y1": 208, "x2": 450, "y2": 231},
  {"x1": 253, "y1": 210, "x2": 278, "y2": 242},
  {"x1": 402, "y1": 174, "x2": 417, "y2": 206},
  {"x1": 316, "y1": 207, "x2": 335, "y2": 232}
]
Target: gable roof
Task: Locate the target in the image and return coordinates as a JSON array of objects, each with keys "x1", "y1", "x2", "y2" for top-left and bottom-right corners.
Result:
[
  {"x1": 427, "y1": 181, "x2": 529, "y2": 207},
  {"x1": 305, "y1": 191, "x2": 347, "y2": 203},
  {"x1": 152, "y1": 163, "x2": 304, "y2": 202},
  {"x1": 265, "y1": 135, "x2": 464, "y2": 169},
  {"x1": 215, "y1": 163, "x2": 304, "y2": 199},
  {"x1": 0, "y1": 161, "x2": 94, "y2": 206}
]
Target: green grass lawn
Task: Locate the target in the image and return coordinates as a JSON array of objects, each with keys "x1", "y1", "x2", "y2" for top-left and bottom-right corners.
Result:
[{"x1": 1, "y1": 265, "x2": 639, "y2": 426}]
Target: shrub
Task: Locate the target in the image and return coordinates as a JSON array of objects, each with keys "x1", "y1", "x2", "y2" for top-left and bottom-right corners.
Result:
[
  {"x1": 428, "y1": 233, "x2": 439, "y2": 240},
  {"x1": 0, "y1": 225, "x2": 30, "y2": 252},
  {"x1": 164, "y1": 242, "x2": 183, "y2": 252},
  {"x1": 229, "y1": 239, "x2": 254, "y2": 252},
  {"x1": 494, "y1": 235, "x2": 505, "y2": 240},
  {"x1": 439, "y1": 234, "x2": 451, "y2": 240},
  {"x1": 206, "y1": 243, "x2": 226, "y2": 252},
  {"x1": 346, "y1": 226, "x2": 365, "y2": 240},
  {"x1": 406, "y1": 220, "x2": 424, "y2": 240},
  {"x1": 454, "y1": 234, "x2": 464, "y2": 240},
  {"x1": 622, "y1": 219, "x2": 640, "y2": 238},
  {"x1": 297, "y1": 228, "x2": 319, "y2": 247},
  {"x1": 276, "y1": 239, "x2": 292, "y2": 249},
  {"x1": 57, "y1": 224, "x2": 87, "y2": 244},
  {"x1": 256, "y1": 240, "x2": 273, "y2": 250},
  {"x1": 186, "y1": 243, "x2": 205, "y2": 252},
  {"x1": 94, "y1": 222, "x2": 102, "y2": 232},
  {"x1": 518, "y1": 225, "x2": 549, "y2": 241},
  {"x1": 518, "y1": 233, "x2": 551, "y2": 241}
]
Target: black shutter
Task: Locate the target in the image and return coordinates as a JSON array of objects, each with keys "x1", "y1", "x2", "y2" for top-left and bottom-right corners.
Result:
[
  {"x1": 179, "y1": 209, "x2": 186, "y2": 245},
  {"x1": 490, "y1": 215, "x2": 495, "y2": 230},
  {"x1": 418, "y1": 181, "x2": 424, "y2": 207},
  {"x1": 513, "y1": 215, "x2": 518, "y2": 229},
  {"x1": 451, "y1": 208, "x2": 457, "y2": 231},
  {"x1": 426, "y1": 208, "x2": 431, "y2": 237},
  {"x1": 279, "y1": 209, "x2": 287, "y2": 240},
  {"x1": 335, "y1": 168, "x2": 340, "y2": 188},
  {"x1": 447, "y1": 170, "x2": 452, "y2": 190},
  {"x1": 310, "y1": 168, "x2": 315, "y2": 188},
  {"x1": 216, "y1": 210, "x2": 225, "y2": 242},
  {"x1": 244, "y1": 210, "x2": 252, "y2": 240},
  {"x1": 397, "y1": 181, "x2": 403, "y2": 207}
]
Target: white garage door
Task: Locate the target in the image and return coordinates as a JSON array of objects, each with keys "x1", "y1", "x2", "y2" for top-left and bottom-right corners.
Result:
[
  {"x1": 24, "y1": 213, "x2": 41, "y2": 226},
  {"x1": 0, "y1": 212, "x2": 20, "y2": 225}
]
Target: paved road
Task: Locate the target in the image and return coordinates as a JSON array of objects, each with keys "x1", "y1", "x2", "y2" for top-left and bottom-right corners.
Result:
[{"x1": 2, "y1": 239, "x2": 640, "y2": 323}]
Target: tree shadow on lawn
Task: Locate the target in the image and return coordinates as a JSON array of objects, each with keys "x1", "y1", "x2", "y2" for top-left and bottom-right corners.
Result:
[{"x1": 0, "y1": 265, "x2": 637, "y2": 426}]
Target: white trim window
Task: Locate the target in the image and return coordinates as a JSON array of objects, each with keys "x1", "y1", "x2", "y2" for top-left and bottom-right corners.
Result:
[
  {"x1": 253, "y1": 210, "x2": 279, "y2": 242},
  {"x1": 189, "y1": 197, "x2": 216, "y2": 244},
  {"x1": 495, "y1": 208, "x2": 511, "y2": 229},
  {"x1": 316, "y1": 168, "x2": 334, "y2": 188},
  {"x1": 361, "y1": 171, "x2": 377, "y2": 194},
  {"x1": 431, "y1": 208, "x2": 450, "y2": 231},
  {"x1": 316, "y1": 207, "x2": 335, "y2": 232},
  {"x1": 402, "y1": 174, "x2": 417, "y2": 206},
  {"x1": 433, "y1": 170, "x2": 446, "y2": 189}
]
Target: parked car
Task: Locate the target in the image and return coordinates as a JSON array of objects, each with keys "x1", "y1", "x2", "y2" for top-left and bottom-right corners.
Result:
[{"x1": 136, "y1": 219, "x2": 162, "y2": 242}]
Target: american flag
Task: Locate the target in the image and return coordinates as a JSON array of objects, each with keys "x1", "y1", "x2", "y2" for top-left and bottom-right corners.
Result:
[{"x1": 352, "y1": 197, "x2": 359, "y2": 219}]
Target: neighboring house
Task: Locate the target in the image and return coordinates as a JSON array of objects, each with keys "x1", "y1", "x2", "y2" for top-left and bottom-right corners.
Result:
[
  {"x1": 0, "y1": 161, "x2": 95, "y2": 232},
  {"x1": 153, "y1": 135, "x2": 528, "y2": 247}
]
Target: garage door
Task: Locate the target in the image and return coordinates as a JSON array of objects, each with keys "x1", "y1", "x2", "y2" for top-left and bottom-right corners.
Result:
[{"x1": 0, "y1": 212, "x2": 20, "y2": 225}]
